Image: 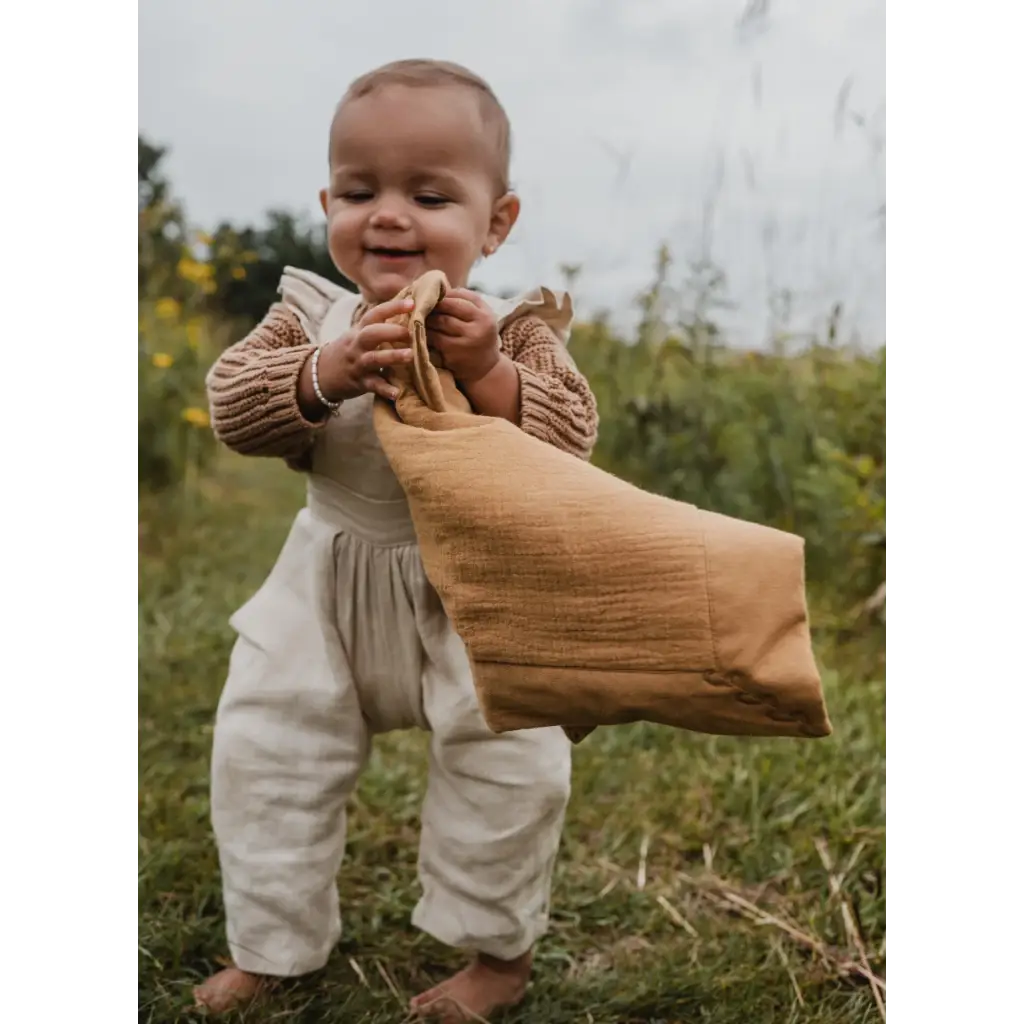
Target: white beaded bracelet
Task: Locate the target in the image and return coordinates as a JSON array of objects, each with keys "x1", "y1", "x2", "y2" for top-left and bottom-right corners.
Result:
[{"x1": 310, "y1": 346, "x2": 342, "y2": 413}]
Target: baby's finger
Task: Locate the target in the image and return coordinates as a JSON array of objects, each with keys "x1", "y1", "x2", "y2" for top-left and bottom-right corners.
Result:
[
  {"x1": 425, "y1": 313, "x2": 463, "y2": 337},
  {"x1": 358, "y1": 296, "x2": 414, "y2": 326},
  {"x1": 355, "y1": 322, "x2": 413, "y2": 350},
  {"x1": 425, "y1": 329, "x2": 454, "y2": 352},
  {"x1": 431, "y1": 295, "x2": 481, "y2": 322},
  {"x1": 358, "y1": 347, "x2": 414, "y2": 372},
  {"x1": 363, "y1": 372, "x2": 400, "y2": 402}
]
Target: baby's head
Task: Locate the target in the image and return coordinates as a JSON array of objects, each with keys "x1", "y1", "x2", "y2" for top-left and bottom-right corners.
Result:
[{"x1": 320, "y1": 60, "x2": 520, "y2": 303}]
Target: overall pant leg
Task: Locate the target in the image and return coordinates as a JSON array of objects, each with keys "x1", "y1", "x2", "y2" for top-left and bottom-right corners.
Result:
[
  {"x1": 410, "y1": 587, "x2": 572, "y2": 960},
  {"x1": 210, "y1": 512, "x2": 371, "y2": 976}
]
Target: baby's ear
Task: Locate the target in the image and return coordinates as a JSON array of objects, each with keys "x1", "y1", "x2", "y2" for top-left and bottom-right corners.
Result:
[
  {"x1": 319, "y1": 188, "x2": 329, "y2": 215},
  {"x1": 487, "y1": 193, "x2": 521, "y2": 251}
]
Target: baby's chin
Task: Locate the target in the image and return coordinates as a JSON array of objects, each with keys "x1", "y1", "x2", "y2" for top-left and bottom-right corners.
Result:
[
  {"x1": 358, "y1": 269, "x2": 424, "y2": 304},
  {"x1": 358, "y1": 265, "x2": 463, "y2": 304}
]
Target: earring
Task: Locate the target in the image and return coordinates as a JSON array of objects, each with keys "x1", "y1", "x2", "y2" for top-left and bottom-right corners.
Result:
[{"x1": 483, "y1": 244, "x2": 496, "y2": 257}]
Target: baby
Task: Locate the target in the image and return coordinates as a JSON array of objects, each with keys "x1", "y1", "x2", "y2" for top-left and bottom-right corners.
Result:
[{"x1": 195, "y1": 59, "x2": 598, "y2": 1021}]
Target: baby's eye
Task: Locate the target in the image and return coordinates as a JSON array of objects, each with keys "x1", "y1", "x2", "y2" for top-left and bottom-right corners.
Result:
[
  {"x1": 341, "y1": 190, "x2": 374, "y2": 203},
  {"x1": 415, "y1": 194, "x2": 450, "y2": 207}
]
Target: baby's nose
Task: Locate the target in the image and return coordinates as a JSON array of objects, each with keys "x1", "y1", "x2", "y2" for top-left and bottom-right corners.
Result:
[{"x1": 370, "y1": 201, "x2": 411, "y2": 229}]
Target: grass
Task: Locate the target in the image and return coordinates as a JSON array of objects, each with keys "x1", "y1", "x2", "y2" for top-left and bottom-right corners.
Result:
[{"x1": 139, "y1": 453, "x2": 885, "y2": 1024}]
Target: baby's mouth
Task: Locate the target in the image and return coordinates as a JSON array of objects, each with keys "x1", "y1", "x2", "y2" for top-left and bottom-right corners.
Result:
[{"x1": 366, "y1": 247, "x2": 425, "y2": 259}]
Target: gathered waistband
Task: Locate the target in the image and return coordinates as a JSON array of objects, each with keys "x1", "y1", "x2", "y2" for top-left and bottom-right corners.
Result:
[{"x1": 306, "y1": 474, "x2": 418, "y2": 547}]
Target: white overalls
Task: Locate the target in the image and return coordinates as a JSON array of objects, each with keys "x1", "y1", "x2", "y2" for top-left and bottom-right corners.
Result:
[{"x1": 210, "y1": 271, "x2": 575, "y2": 976}]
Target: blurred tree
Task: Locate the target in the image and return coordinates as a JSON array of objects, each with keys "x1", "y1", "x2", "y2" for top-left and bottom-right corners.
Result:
[
  {"x1": 139, "y1": 137, "x2": 190, "y2": 301},
  {"x1": 139, "y1": 134, "x2": 356, "y2": 324},
  {"x1": 205, "y1": 211, "x2": 356, "y2": 325}
]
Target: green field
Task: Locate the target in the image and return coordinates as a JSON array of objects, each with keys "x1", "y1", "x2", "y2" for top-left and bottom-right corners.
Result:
[{"x1": 139, "y1": 454, "x2": 885, "y2": 1024}]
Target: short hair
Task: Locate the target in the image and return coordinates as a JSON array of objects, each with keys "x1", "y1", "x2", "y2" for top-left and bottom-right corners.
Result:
[{"x1": 333, "y1": 59, "x2": 512, "y2": 193}]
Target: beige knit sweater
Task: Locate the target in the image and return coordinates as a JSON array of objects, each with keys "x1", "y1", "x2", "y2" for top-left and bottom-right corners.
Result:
[{"x1": 206, "y1": 302, "x2": 599, "y2": 472}]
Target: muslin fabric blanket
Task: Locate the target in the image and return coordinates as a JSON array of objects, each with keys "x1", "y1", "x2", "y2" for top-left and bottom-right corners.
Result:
[{"x1": 371, "y1": 270, "x2": 832, "y2": 742}]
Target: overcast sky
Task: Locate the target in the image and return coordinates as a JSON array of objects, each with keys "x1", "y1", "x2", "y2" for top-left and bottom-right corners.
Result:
[{"x1": 139, "y1": 0, "x2": 884, "y2": 345}]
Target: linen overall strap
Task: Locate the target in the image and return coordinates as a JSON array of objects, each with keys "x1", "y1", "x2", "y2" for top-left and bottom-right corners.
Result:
[{"x1": 277, "y1": 266, "x2": 361, "y2": 345}]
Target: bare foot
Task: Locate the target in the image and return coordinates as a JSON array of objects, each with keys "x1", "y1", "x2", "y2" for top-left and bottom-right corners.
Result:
[
  {"x1": 193, "y1": 966, "x2": 266, "y2": 1015},
  {"x1": 410, "y1": 951, "x2": 531, "y2": 1022}
]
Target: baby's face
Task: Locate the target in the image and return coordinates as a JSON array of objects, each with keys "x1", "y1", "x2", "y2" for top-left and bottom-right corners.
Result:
[{"x1": 322, "y1": 84, "x2": 514, "y2": 304}]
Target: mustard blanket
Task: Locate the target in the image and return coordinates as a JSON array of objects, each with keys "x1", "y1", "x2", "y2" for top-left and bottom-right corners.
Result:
[{"x1": 372, "y1": 271, "x2": 832, "y2": 743}]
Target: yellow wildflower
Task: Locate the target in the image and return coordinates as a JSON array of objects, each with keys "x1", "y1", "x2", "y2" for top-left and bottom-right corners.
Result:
[
  {"x1": 181, "y1": 406, "x2": 210, "y2": 428},
  {"x1": 196, "y1": 231, "x2": 214, "y2": 246},
  {"x1": 239, "y1": 249, "x2": 259, "y2": 263},
  {"x1": 177, "y1": 257, "x2": 214, "y2": 285},
  {"x1": 154, "y1": 297, "x2": 181, "y2": 321},
  {"x1": 231, "y1": 265, "x2": 247, "y2": 280},
  {"x1": 152, "y1": 353, "x2": 174, "y2": 369},
  {"x1": 186, "y1": 319, "x2": 204, "y2": 350}
]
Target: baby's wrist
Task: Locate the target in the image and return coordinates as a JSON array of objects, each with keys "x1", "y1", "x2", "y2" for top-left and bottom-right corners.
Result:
[
  {"x1": 315, "y1": 339, "x2": 349, "y2": 401},
  {"x1": 457, "y1": 349, "x2": 503, "y2": 386},
  {"x1": 298, "y1": 341, "x2": 347, "y2": 421}
]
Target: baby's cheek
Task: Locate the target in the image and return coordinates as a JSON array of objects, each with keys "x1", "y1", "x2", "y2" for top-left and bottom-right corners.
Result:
[{"x1": 330, "y1": 209, "x2": 361, "y2": 244}]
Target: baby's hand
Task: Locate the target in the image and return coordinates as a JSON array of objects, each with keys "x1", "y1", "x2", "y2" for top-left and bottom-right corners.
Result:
[
  {"x1": 316, "y1": 297, "x2": 416, "y2": 403},
  {"x1": 426, "y1": 289, "x2": 501, "y2": 384}
]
